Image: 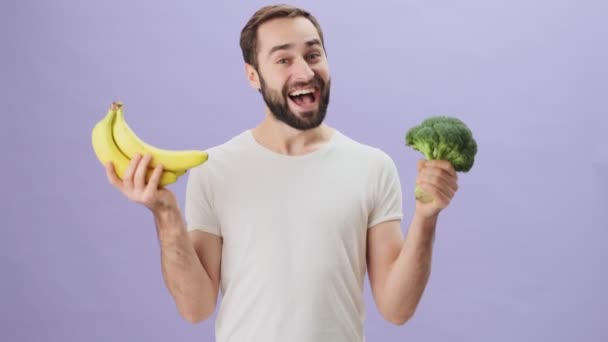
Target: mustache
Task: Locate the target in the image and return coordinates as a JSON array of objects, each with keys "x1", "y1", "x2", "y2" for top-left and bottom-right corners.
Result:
[{"x1": 284, "y1": 76, "x2": 325, "y2": 95}]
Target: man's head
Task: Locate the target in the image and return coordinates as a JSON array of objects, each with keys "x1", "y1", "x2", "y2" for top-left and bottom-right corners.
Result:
[{"x1": 240, "y1": 5, "x2": 331, "y2": 130}]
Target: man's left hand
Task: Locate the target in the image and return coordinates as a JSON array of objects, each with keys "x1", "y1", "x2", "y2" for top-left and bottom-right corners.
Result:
[{"x1": 414, "y1": 159, "x2": 459, "y2": 218}]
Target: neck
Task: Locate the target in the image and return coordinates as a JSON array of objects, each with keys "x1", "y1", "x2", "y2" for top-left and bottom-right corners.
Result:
[{"x1": 251, "y1": 111, "x2": 334, "y2": 156}]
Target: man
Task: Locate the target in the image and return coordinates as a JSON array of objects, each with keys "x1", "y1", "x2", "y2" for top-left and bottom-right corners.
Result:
[{"x1": 105, "y1": 4, "x2": 459, "y2": 342}]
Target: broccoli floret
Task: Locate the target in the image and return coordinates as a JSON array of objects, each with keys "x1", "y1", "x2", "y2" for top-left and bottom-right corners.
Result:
[
  {"x1": 406, "y1": 115, "x2": 477, "y2": 171},
  {"x1": 405, "y1": 115, "x2": 478, "y2": 202}
]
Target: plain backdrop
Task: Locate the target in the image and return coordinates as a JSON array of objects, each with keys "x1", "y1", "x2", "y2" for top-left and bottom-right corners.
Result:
[{"x1": 1, "y1": 0, "x2": 607, "y2": 341}]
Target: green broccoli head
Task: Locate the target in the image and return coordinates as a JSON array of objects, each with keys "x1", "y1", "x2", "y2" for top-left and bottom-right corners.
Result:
[{"x1": 405, "y1": 116, "x2": 477, "y2": 172}]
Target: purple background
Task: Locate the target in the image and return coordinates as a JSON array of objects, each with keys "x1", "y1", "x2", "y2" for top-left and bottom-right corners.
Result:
[{"x1": 2, "y1": 0, "x2": 607, "y2": 341}]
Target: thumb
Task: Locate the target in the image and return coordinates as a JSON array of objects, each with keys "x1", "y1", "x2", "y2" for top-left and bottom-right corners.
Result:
[{"x1": 417, "y1": 159, "x2": 426, "y2": 172}]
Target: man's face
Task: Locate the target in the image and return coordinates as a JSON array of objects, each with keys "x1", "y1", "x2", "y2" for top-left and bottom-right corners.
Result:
[{"x1": 253, "y1": 17, "x2": 331, "y2": 130}]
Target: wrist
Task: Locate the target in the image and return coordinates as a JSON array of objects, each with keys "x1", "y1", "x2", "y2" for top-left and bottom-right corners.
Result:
[
  {"x1": 152, "y1": 203, "x2": 185, "y2": 235},
  {"x1": 414, "y1": 202, "x2": 442, "y2": 220},
  {"x1": 412, "y1": 211, "x2": 438, "y2": 230},
  {"x1": 151, "y1": 201, "x2": 176, "y2": 217}
]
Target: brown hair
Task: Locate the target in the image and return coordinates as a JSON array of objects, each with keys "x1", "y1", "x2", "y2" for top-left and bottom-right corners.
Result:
[{"x1": 239, "y1": 4, "x2": 325, "y2": 70}]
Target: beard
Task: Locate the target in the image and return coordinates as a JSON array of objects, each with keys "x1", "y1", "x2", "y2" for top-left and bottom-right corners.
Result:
[{"x1": 258, "y1": 72, "x2": 331, "y2": 131}]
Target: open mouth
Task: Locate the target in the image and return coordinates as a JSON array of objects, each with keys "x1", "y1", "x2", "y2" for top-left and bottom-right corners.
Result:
[{"x1": 287, "y1": 87, "x2": 319, "y2": 111}]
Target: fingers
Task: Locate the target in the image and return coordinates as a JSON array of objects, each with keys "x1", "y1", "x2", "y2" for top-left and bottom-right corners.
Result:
[
  {"x1": 106, "y1": 153, "x2": 161, "y2": 202},
  {"x1": 105, "y1": 161, "x2": 122, "y2": 188},
  {"x1": 417, "y1": 160, "x2": 458, "y2": 201},
  {"x1": 417, "y1": 176, "x2": 452, "y2": 200},
  {"x1": 418, "y1": 165, "x2": 458, "y2": 194},
  {"x1": 143, "y1": 164, "x2": 164, "y2": 198},
  {"x1": 122, "y1": 154, "x2": 142, "y2": 191},
  {"x1": 430, "y1": 179, "x2": 452, "y2": 201},
  {"x1": 103, "y1": 152, "x2": 166, "y2": 209},
  {"x1": 417, "y1": 159, "x2": 425, "y2": 172},
  {"x1": 425, "y1": 160, "x2": 457, "y2": 179},
  {"x1": 417, "y1": 181, "x2": 450, "y2": 208},
  {"x1": 134, "y1": 154, "x2": 153, "y2": 190}
]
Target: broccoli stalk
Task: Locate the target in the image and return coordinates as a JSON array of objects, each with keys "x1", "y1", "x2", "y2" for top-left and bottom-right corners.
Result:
[{"x1": 405, "y1": 116, "x2": 478, "y2": 203}]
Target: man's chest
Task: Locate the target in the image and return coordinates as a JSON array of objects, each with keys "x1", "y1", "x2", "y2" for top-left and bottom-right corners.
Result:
[
  {"x1": 212, "y1": 166, "x2": 372, "y2": 277},
  {"x1": 216, "y1": 167, "x2": 371, "y2": 239}
]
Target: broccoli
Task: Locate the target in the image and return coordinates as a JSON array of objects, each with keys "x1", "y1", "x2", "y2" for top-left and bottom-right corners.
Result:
[{"x1": 405, "y1": 116, "x2": 478, "y2": 202}]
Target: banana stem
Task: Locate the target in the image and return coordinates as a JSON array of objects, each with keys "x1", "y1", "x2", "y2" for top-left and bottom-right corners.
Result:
[{"x1": 111, "y1": 101, "x2": 123, "y2": 111}]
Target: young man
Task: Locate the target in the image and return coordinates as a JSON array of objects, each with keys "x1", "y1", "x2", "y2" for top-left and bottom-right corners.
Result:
[{"x1": 105, "y1": 4, "x2": 459, "y2": 342}]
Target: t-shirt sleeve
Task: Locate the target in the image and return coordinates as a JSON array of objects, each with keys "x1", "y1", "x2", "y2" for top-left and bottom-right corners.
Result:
[
  {"x1": 184, "y1": 164, "x2": 222, "y2": 236},
  {"x1": 368, "y1": 151, "x2": 404, "y2": 228}
]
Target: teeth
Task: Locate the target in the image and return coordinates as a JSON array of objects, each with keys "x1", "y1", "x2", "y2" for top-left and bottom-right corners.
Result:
[{"x1": 289, "y1": 88, "x2": 314, "y2": 96}]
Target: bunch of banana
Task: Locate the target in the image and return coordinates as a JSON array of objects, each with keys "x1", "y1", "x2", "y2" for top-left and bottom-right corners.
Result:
[{"x1": 91, "y1": 101, "x2": 208, "y2": 186}]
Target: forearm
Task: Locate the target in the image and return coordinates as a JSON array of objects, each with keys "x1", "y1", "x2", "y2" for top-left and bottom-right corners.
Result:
[
  {"x1": 383, "y1": 213, "x2": 437, "y2": 324},
  {"x1": 154, "y1": 206, "x2": 215, "y2": 322}
]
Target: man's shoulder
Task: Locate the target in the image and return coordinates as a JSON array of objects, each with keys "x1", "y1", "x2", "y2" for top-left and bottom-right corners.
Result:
[
  {"x1": 204, "y1": 129, "x2": 252, "y2": 155},
  {"x1": 335, "y1": 129, "x2": 395, "y2": 164},
  {"x1": 188, "y1": 129, "x2": 252, "y2": 173}
]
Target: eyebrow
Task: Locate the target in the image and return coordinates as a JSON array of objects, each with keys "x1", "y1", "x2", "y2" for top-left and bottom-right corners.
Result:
[{"x1": 267, "y1": 39, "x2": 322, "y2": 57}]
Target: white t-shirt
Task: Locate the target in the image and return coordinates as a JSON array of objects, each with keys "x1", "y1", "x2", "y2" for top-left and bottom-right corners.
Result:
[{"x1": 184, "y1": 128, "x2": 403, "y2": 342}]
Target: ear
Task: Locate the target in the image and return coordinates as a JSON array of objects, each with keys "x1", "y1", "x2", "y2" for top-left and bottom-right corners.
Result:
[{"x1": 245, "y1": 63, "x2": 261, "y2": 90}]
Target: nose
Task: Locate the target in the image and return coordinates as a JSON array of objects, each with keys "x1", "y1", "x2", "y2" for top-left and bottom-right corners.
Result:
[{"x1": 291, "y1": 57, "x2": 315, "y2": 82}]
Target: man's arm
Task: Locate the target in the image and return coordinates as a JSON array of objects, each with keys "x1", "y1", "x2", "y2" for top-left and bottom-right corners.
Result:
[
  {"x1": 155, "y1": 205, "x2": 222, "y2": 324},
  {"x1": 367, "y1": 159, "x2": 458, "y2": 325},
  {"x1": 105, "y1": 152, "x2": 222, "y2": 324},
  {"x1": 366, "y1": 215, "x2": 436, "y2": 325}
]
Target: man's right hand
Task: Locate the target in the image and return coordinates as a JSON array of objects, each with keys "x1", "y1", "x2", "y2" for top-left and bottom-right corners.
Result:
[
  {"x1": 105, "y1": 153, "x2": 178, "y2": 214},
  {"x1": 106, "y1": 152, "x2": 221, "y2": 323}
]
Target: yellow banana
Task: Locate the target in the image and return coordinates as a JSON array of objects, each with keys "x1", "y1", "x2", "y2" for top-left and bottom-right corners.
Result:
[
  {"x1": 111, "y1": 102, "x2": 208, "y2": 171},
  {"x1": 91, "y1": 106, "x2": 179, "y2": 186}
]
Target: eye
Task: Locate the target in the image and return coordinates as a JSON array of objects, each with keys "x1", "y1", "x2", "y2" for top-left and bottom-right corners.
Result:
[
  {"x1": 306, "y1": 52, "x2": 321, "y2": 60},
  {"x1": 277, "y1": 58, "x2": 289, "y2": 64}
]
